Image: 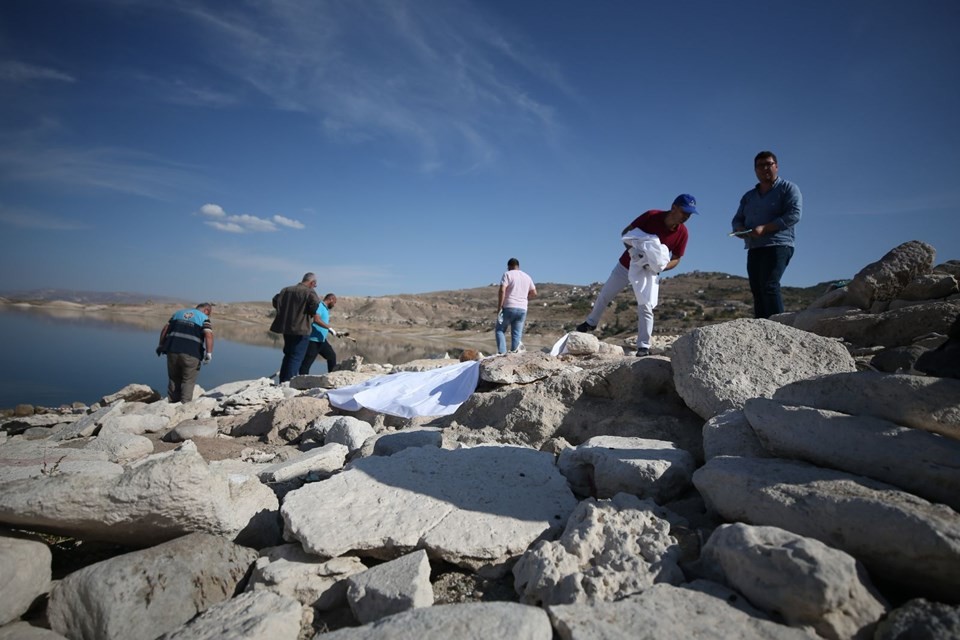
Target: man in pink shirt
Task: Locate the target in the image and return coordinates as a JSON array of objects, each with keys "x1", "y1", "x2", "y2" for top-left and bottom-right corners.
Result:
[{"x1": 496, "y1": 257, "x2": 537, "y2": 354}]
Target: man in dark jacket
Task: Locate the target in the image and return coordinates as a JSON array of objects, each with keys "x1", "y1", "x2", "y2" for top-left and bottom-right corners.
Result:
[
  {"x1": 157, "y1": 303, "x2": 214, "y2": 402},
  {"x1": 271, "y1": 272, "x2": 321, "y2": 383}
]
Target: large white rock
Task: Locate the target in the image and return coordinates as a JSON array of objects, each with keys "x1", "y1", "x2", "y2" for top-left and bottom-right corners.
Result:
[
  {"x1": 702, "y1": 409, "x2": 770, "y2": 460},
  {"x1": 324, "y1": 416, "x2": 377, "y2": 453},
  {"x1": 562, "y1": 332, "x2": 600, "y2": 355},
  {"x1": 47, "y1": 532, "x2": 258, "y2": 640},
  {"x1": 320, "y1": 602, "x2": 552, "y2": 639},
  {"x1": 693, "y1": 456, "x2": 960, "y2": 601},
  {"x1": 50, "y1": 401, "x2": 125, "y2": 441},
  {"x1": 0, "y1": 442, "x2": 280, "y2": 548},
  {"x1": 671, "y1": 319, "x2": 856, "y2": 420},
  {"x1": 258, "y1": 443, "x2": 349, "y2": 483},
  {"x1": 773, "y1": 372, "x2": 960, "y2": 440},
  {"x1": 246, "y1": 544, "x2": 366, "y2": 611},
  {"x1": 0, "y1": 439, "x2": 121, "y2": 483},
  {"x1": 513, "y1": 493, "x2": 683, "y2": 605},
  {"x1": 701, "y1": 523, "x2": 887, "y2": 640},
  {"x1": 744, "y1": 398, "x2": 960, "y2": 510},
  {"x1": 84, "y1": 431, "x2": 154, "y2": 464},
  {"x1": 0, "y1": 532, "x2": 51, "y2": 625},
  {"x1": 157, "y1": 590, "x2": 302, "y2": 640},
  {"x1": 846, "y1": 240, "x2": 936, "y2": 309},
  {"x1": 0, "y1": 622, "x2": 67, "y2": 639},
  {"x1": 547, "y1": 580, "x2": 816, "y2": 639},
  {"x1": 480, "y1": 352, "x2": 577, "y2": 385},
  {"x1": 557, "y1": 436, "x2": 696, "y2": 502},
  {"x1": 346, "y1": 549, "x2": 433, "y2": 624},
  {"x1": 282, "y1": 445, "x2": 577, "y2": 577},
  {"x1": 99, "y1": 413, "x2": 170, "y2": 436}
]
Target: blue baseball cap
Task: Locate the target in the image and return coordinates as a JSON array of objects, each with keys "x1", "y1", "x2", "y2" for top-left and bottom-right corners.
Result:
[{"x1": 673, "y1": 194, "x2": 699, "y2": 215}]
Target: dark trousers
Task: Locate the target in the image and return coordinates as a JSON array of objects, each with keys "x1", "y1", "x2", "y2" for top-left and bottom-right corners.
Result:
[
  {"x1": 747, "y1": 245, "x2": 794, "y2": 319},
  {"x1": 299, "y1": 339, "x2": 337, "y2": 375},
  {"x1": 279, "y1": 334, "x2": 310, "y2": 383},
  {"x1": 167, "y1": 352, "x2": 201, "y2": 402}
]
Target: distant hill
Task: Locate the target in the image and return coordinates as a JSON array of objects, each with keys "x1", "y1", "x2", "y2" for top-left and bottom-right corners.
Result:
[{"x1": 0, "y1": 289, "x2": 185, "y2": 305}]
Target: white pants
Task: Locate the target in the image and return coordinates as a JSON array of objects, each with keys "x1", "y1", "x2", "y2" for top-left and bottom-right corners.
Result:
[{"x1": 585, "y1": 263, "x2": 654, "y2": 349}]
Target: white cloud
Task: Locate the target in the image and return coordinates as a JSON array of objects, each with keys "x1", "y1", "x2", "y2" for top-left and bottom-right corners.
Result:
[
  {"x1": 272, "y1": 214, "x2": 305, "y2": 229},
  {"x1": 0, "y1": 60, "x2": 76, "y2": 84},
  {"x1": 198, "y1": 204, "x2": 305, "y2": 233},
  {"x1": 199, "y1": 203, "x2": 226, "y2": 217}
]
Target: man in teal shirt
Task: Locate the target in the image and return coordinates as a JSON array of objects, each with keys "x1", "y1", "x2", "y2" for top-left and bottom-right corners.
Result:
[
  {"x1": 731, "y1": 151, "x2": 802, "y2": 318},
  {"x1": 299, "y1": 293, "x2": 338, "y2": 375}
]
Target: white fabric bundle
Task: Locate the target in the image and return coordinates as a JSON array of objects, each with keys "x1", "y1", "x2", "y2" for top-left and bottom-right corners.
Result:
[{"x1": 621, "y1": 230, "x2": 670, "y2": 307}]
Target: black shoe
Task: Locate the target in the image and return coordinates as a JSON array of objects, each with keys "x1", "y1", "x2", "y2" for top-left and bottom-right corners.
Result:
[
  {"x1": 575, "y1": 322, "x2": 596, "y2": 333},
  {"x1": 635, "y1": 348, "x2": 650, "y2": 357}
]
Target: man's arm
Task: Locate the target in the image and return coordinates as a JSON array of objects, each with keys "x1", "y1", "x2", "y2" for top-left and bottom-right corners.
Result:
[
  {"x1": 204, "y1": 330, "x2": 214, "y2": 355},
  {"x1": 663, "y1": 257, "x2": 681, "y2": 272},
  {"x1": 312, "y1": 312, "x2": 333, "y2": 330},
  {"x1": 497, "y1": 284, "x2": 506, "y2": 311},
  {"x1": 528, "y1": 284, "x2": 537, "y2": 299}
]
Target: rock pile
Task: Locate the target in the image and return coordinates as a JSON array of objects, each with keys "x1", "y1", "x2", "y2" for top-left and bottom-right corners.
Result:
[{"x1": 1, "y1": 240, "x2": 958, "y2": 640}]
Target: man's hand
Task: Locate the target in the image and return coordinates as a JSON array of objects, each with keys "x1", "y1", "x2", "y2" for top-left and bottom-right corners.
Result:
[
  {"x1": 202, "y1": 353, "x2": 212, "y2": 365},
  {"x1": 156, "y1": 346, "x2": 164, "y2": 357}
]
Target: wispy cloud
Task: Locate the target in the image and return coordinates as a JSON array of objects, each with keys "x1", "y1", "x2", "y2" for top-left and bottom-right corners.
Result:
[
  {"x1": 198, "y1": 203, "x2": 306, "y2": 233},
  {"x1": 0, "y1": 145, "x2": 209, "y2": 200},
  {"x1": 210, "y1": 248, "x2": 399, "y2": 287},
  {"x1": 0, "y1": 60, "x2": 76, "y2": 84},
  {"x1": 0, "y1": 205, "x2": 88, "y2": 231},
  {"x1": 166, "y1": 0, "x2": 570, "y2": 172}
]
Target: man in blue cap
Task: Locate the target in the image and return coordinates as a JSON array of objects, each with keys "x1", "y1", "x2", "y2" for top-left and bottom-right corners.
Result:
[{"x1": 576, "y1": 194, "x2": 698, "y2": 356}]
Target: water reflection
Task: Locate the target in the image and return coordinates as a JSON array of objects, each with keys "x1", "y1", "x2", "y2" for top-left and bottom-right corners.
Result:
[{"x1": 0, "y1": 305, "x2": 533, "y2": 408}]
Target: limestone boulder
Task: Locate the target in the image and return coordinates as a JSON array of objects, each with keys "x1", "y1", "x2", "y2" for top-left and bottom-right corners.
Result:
[
  {"x1": 100, "y1": 383, "x2": 161, "y2": 405},
  {"x1": 547, "y1": 580, "x2": 815, "y2": 639},
  {"x1": 346, "y1": 549, "x2": 433, "y2": 624},
  {"x1": 320, "y1": 602, "x2": 552, "y2": 640},
  {"x1": 671, "y1": 319, "x2": 856, "y2": 420},
  {"x1": 371, "y1": 428, "x2": 443, "y2": 456},
  {"x1": 50, "y1": 401, "x2": 125, "y2": 441},
  {"x1": 325, "y1": 416, "x2": 376, "y2": 453},
  {"x1": 701, "y1": 523, "x2": 887, "y2": 640},
  {"x1": 772, "y1": 372, "x2": 960, "y2": 440},
  {"x1": 692, "y1": 456, "x2": 960, "y2": 602},
  {"x1": 702, "y1": 409, "x2": 770, "y2": 460},
  {"x1": 0, "y1": 439, "x2": 121, "y2": 483},
  {"x1": 899, "y1": 272, "x2": 959, "y2": 301},
  {"x1": 744, "y1": 398, "x2": 960, "y2": 510},
  {"x1": 557, "y1": 436, "x2": 695, "y2": 502},
  {"x1": 846, "y1": 240, "x2": 936, "y2": 309},
  {"x1": 163, "y1": 418, "x2": 220, "y2": 442},
  {"x1": 84, "y1": 431, "x2": 154, "y2": 464},
  {"x1": 282, "y1": 445, "x2": 577, "y2": 577},
  {"x1": 0, "y1": 441, "x2": 281, "y2": 548},
  {"x1": 230, "y1": 396, "x2": 329, "y2": 442},
  {"x1": 513, "y1": 494, "x2": 683, "y2": 606},
  {"x1": 797, "y1": 300, "x2": 960, "y2": 348},
  {"x1": 563, "y1": 332, "x2": 600, "y2": 355},
  {"x1": 257, "y1": 443, "x2": 348, "y2": 483},
  {"x1": 246, "y1": 544, "x2": 366, "y2": 611},
  {"x1": 47, "y1": 532, "x2": 257, "y2": 640},
  {"x1": 0, "y1": 532, "x2": 51, "y2": 625},
  {"x1": 156, "y1": 590, "x2": 302, "y2": 640},
  {"x1": 479, "y1": 352, "x2": 576, "y2": 385},
  {"x1": 0, "y1": 622, "x2": 67, "y2": 639},
  {"x1": 98, "y1": 413, "x2": 170, "y2": 435},
  {"x1": 873, "y1": 598, "x2": 960, "y2": 640}
]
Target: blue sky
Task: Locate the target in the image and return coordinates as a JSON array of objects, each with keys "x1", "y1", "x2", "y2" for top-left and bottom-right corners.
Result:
[{"x1": 1, "y1": 1, "x2": 958, "y2": 302}]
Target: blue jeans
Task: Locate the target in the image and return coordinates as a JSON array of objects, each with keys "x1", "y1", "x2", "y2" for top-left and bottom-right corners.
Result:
[
  {"x1": 496, "y1": 307, "x2": 527, "y2": 353},
  {"x1": 747, "y1": 245, "x2": 794, "y2": 319},
  {"x1": 279, "y1": 334, "x2": 310, "y2": 382}
]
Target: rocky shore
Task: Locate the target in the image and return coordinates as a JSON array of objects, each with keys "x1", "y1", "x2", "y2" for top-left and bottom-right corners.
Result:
[{"x1": 1, "y1": 240, "x2": 959, "y2": 640}]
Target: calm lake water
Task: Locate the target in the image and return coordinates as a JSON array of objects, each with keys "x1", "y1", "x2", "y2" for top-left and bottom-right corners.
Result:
[{"x1": 0, "y1": 307, "x2": 472, "y2": 409}]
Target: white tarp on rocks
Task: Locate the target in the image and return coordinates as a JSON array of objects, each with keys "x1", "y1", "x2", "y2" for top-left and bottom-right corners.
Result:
[{"x1": 327, "y1": 361, "x2": 480, "y2": 418}]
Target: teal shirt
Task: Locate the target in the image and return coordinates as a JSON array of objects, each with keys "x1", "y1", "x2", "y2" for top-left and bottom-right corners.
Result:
[{"x1": 309, "y1": 303, "x2": 330, "y2": 342}]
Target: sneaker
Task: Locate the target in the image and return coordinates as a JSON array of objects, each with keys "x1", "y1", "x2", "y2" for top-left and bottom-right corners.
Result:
[
  {"x1": 510, "y1": 342, "x2": 525, "y2": 353},
  {"x1": 635, "y1": 348, "x2": 650, "y2": 357},
  {"x1": 575, "y1": 322, "x2": 596, "y2": 333}
]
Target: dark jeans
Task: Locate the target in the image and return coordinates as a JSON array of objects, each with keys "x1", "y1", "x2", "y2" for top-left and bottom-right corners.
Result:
[
  {"x1": 279, "y1": 334, "x2": 311, "y2": 383},
  {"x1": 299, "y1": 339, "x2": 337, "y2": 375},
  {"x1": 747, "y1": 245, "x2": 794, "y2": 319}
]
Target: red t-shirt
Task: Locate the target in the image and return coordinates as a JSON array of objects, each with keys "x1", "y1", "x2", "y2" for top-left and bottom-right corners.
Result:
[{"x1": 618, "y1": 210, "x2": 688, "y2": 268}]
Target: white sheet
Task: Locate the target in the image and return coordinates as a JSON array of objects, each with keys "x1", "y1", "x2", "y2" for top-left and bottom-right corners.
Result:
[
  {"x1": 622, "y1": 230, "x2": 670, "y2": 308},
  {"x1": 326, "y1": 360, "x2": 481, "y2": 418}
]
